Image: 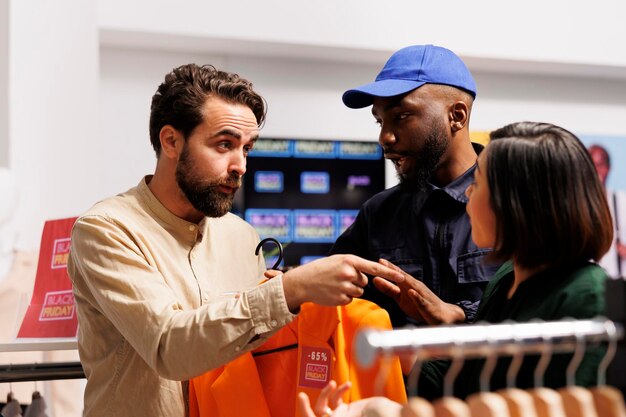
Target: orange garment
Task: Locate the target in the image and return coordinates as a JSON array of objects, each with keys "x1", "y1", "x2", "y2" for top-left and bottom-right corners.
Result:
[{"x1": 189, "y1": 298, "x2": 407, "y2": 417}]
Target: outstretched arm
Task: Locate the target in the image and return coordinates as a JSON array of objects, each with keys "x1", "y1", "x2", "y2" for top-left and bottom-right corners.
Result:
[
  {"x1": 282, "y1": 254, "x2": 404, "y2": 312},
  {"x1": 372, "y1": 259, "x2": 465, "y2": 325}
]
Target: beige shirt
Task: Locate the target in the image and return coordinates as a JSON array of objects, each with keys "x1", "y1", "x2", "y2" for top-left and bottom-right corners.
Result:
[{"x1": 68, "y1": 177, "x2": 295, "y2": 417}]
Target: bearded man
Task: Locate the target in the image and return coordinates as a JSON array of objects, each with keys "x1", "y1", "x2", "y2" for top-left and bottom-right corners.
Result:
[
  {"x1": 331, "y1": 45, "x2": 502, "y2": 330},
  {"x1": 68, "y1": 64, "x2": 404, "y2": 417}
]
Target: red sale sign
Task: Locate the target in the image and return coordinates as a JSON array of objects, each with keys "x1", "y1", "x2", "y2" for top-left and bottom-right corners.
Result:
[
  {"x1": 298, "y1": 345, "x2": 332, "y2": 389},
  {"x1": 17, "y1": 217, "x2": 79, "y2": 338}
]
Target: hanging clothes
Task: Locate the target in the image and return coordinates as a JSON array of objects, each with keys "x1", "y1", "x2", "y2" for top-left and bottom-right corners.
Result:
[
  {"x1": 1, "y1": 392, "x2": 23, "y2": 417},
  {"x1": 23, "y1": 391, "x2": 48, "y2": 417},
  {"x1": 189, "y1": 298, "x2": 407, "y2": 417}
]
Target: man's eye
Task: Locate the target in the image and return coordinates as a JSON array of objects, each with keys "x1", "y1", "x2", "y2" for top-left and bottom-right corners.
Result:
[{"x1": 218, "y1": 142, "x2": 232, "y2": 149}]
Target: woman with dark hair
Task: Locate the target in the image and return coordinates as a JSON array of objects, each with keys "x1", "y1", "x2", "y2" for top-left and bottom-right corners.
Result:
[
  {"x1": 298, "y1": 121, "x2": 614, "y2": 416},
  {"x1": 417, "y1": 121, "x2": 613, "y2": 399}
]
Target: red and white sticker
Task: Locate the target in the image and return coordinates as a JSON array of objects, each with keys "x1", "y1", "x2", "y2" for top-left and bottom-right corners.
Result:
[{"x1": 298, "y1": 346, "x2": 332, "y2": 389}]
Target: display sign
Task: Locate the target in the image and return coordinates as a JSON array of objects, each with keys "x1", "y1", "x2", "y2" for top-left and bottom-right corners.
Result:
[
  {"x1": 238, "y1": 138, "x2": 386, "y2": 267},
  {"x1": 17, "y1": 217, "x2": 79, "y2": 338}
]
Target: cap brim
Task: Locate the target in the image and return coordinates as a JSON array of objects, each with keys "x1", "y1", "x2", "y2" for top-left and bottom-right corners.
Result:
[{"x1": 342, "y1": 79, "x2": 427, "y2": 109}]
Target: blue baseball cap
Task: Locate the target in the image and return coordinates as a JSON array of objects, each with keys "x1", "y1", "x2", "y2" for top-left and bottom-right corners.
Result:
[{"x1": 342, "y1": 44, "x2": 477, "y2": 109}]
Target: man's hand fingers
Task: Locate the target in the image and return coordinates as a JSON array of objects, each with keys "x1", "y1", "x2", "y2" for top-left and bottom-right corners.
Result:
[
  {"x1": 407, "y1": 289, "x2": 464, "y2": 325},
  {"x1": 378, "y1": 258, "x2": 404, "y2": 274},
  {"x1": 407, "y1": 289, "x2": 428, "y2": 307},
  {"x1": 264, "y1": 269, "x2": 282, "y2": 280},
  {"x1": 353, "y1": 272, "x2": 368, "y2": 288},
  {"x1": 345, "y1": 282, "x2": 364, "y2": 298},
  {"x1": 349, "y1": 257, "x2": 404, "y2": 283},
  {"x1": 372, "y1": 277, "x2": 401, "y2": 299}
]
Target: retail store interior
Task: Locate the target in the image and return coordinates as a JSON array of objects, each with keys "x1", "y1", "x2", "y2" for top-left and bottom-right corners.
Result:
[{"x1": 1, "y1": 1, "x2": 626, "y2": 416}]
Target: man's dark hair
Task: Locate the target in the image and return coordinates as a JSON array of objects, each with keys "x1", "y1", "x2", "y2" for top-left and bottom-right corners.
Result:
[
  {"x1": 486, "y1": 121, "x2": 613, "y2": 270},
  {"x1": 149, "y1": 64, "x2": 266, "y2": 157}
]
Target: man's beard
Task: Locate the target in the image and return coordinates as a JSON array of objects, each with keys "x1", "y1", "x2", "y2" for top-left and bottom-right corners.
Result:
[
  {"x1": 398, "y1": 125, "x2": 449, "y2": 192},
  {"x1": 175, "y1": 145, "x2": 241, "y2": 218}
]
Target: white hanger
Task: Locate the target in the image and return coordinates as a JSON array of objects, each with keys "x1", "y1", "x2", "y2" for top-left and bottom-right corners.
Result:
[
  {"x1": 432, "y1": 340, "x2": 471, "y2": 417},
  {"x1": 402, "y1": 348, "x2": 435, "y2": 417},
  {"x1": 401, "y1": 397, "x2": 435, "y2": 417},
  {"x1": 556, "y1": 320, "x2": 598, "y2": 417},
  {"x1": 527, "y1": 321, "x2": 567, "y2": 417},
  {"x1": 374, "y1": 351, "x2": 393, "y2": 396},
  {"x1": 365, "y1": 351, "x2": 404, "y2": 417},
  {"x1": 495, "y1": 322, "x2": 538, "y2": 417},
  {"x1": 588, "y1": 320, "x2": 626, "y2": 417},
  {"x1": 465, "y1": 321, "x2": 510, "y2": 417}
]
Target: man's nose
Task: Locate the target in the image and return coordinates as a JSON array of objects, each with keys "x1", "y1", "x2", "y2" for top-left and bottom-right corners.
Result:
[
  {"x1": 379, "y1": 127, "x2": 396, "y2": 147},
  {"x1": 229, "y1": 151, "x2": 246, "y2": 176}
]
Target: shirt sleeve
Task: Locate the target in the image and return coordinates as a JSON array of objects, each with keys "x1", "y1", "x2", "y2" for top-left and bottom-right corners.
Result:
[
  {"x1": 69, "y1": 215, "x2": 296, "y2": 380},
  {"x1": 455, "y1": 300, "x2": 480, "y2": 323}
]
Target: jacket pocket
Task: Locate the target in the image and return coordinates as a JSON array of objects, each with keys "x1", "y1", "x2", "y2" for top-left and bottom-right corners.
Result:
[
  {"x1": 455, "y1": 250, "x2": 500, "y2": 284},
  {"x1": 378, "y1": 248, "x2": 424, "y2": 281}
]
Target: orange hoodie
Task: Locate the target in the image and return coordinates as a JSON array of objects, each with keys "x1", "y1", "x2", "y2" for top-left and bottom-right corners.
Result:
[{"x1": 189, "y1": 298, "x2": 407, "y2": 417}]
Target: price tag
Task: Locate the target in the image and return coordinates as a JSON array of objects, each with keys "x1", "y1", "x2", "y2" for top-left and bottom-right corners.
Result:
[{"x1": 298, "y1": 346, "x2": 332, "y2": 389}]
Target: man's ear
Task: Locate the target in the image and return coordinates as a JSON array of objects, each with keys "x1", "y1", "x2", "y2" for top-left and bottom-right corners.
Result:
[
  {"x1": 159, "y1": 125, "x2": 183, "y2": 159},
  {"x1": 449, "y1": 101, "x2": 469, "y2": 133}
]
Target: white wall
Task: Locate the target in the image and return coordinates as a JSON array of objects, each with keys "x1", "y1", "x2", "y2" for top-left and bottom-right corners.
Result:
[
  {"x1": 8, "y1": 0, "x2": 99, "y2": 249},
  {"x1": 97, "y1": 0, "x2": 626, "y2": 71},
  {"x1": 99, "y1": 47, "x2": 626, "y2": 195},
  {"x1": 0, "y1": 0, "x2": 8, "y2": 167},
  {"x1": 97, "y1": 48, "x2": 226, "y2": 197},
  {"x1": 5, "y1": 0, "x2": 626, "y2": 248}
]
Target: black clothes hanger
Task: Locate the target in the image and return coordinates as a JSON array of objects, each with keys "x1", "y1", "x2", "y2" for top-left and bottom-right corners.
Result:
[{"x1": 254, "y1": 238, "x2": 284, "y2": 270}]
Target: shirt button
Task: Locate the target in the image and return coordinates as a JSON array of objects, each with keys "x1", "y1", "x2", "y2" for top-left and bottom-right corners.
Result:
[
  {"x1": 202, "y1": 294, "x2": 208, "y2": 302},
  {"x1": 270, "y1": 320, "x2": 278, "y2": 327},
  {"x1": 188, "y1": 225, "x2": 195, "y2": 232},
  {"x1": 234, "y1": 346, "x2": 241, "y2": 352},
  {"x1": 190, "y1": 252, "x2": 196, "y2": 259}
]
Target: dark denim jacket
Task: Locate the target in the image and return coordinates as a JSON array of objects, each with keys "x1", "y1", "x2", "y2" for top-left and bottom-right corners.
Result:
[{"x1": 330, "y1": 152, "x2": 501, "y2": 327}]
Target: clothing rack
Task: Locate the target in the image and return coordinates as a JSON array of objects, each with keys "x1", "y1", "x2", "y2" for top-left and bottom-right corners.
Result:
[
  {"x1": 355, "y1": 317, "x2": 624, "y2": 369},
  {"x1": 0, "y1": 362, "x2": 84, "y2": 382},
  {"x1": 0, "y1": 339, "x2": 84, "y2": 382}
]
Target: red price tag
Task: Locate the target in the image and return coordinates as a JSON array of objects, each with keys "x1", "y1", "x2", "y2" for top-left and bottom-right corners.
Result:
[{"x1": 298, "y1": 346, "x2": 332, "y2": 389}]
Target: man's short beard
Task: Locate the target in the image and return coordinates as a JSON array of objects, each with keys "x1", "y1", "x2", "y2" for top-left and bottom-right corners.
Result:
[
  {"x1": 398, "y1": 127, "x2": 449, "y2": 192},
  {"x1": 175, "y1": 145, "x2": 240, "y2": 218}
]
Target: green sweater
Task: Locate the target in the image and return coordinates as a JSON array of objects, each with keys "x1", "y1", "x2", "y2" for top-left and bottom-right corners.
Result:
[{"x1": 418, "y1": 261, "x2": 606, "y2": 399}]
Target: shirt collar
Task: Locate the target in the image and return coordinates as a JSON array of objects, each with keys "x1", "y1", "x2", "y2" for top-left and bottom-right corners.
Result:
[
  {"x1": 137, "y1": 175, "x2": 203, "y2": 242},
  {"x1": 428, "y1": 142, "x2": 484, "y2": 204}
]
